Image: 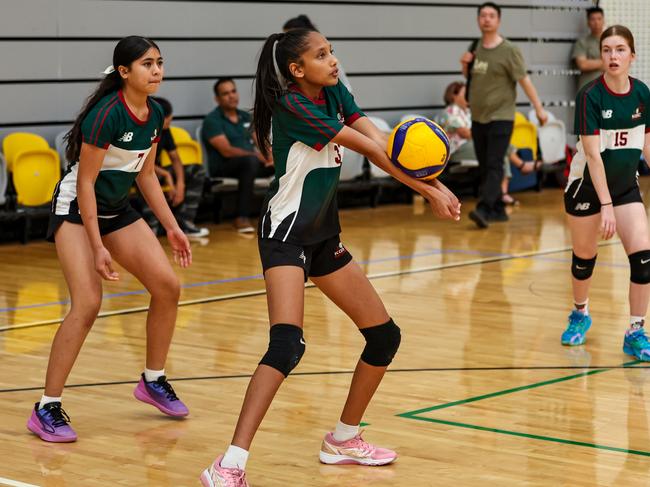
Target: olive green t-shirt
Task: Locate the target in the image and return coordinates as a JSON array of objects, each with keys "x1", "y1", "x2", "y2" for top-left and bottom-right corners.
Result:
[
  {"x1": 572, "y1": 34, "x2": 602, "y2": 91},
  {"x1": 468, "y1": 38, "x2": 527, "y2": 124}
]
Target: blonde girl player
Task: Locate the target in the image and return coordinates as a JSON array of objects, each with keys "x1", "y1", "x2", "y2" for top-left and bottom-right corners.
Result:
[
  {"x1": 201, "y1": 28, "x2": 461, "y2": 486},
  {"x1": 27, "y1": 36, "x2": 192, "y2": 443},
  {"x1": 561, "y1": 25, "x2": 650, "y2": 360}
]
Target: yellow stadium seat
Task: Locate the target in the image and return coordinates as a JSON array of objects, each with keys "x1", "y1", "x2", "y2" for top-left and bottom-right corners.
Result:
[
  {"x1": 2, "y1": 132, "x2": 50, "y2": 172},
  {"x1": 159, "y1": 126, "x2": 202, "y2": 167},
  {"x1": 510, "y1": 112, "x2": 538, "y2": 158},
  {"x1": 169, "y1": 125, "x2": 192, "y2": 142},
  {"x1": 12, "y1": 148, "x2": 60, "y2": 206}
]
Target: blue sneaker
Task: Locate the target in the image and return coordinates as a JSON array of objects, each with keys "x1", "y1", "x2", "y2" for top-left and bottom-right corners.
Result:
[
  {"x1": 623, "y1": 328, "x2": 650, "y2": 361},
  {"x1": 561, "y1": 310, "x2": 592, "y2": 346}
]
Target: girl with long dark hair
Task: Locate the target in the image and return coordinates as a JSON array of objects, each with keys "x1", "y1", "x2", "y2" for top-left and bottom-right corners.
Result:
[
  {"x1": 27, "y1": 36, "x2": 192, "y2": 443},
  {"x1": 201, "y1": 28, "x2": 460, "y2": 486}
]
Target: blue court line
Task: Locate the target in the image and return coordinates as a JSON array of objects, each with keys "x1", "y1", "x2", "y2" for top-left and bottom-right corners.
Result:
[
  {"x1": 0, "y1": 246, "x2": 629, "y2": 314},
  {"x1": 0, "y1": 247, "x2": 504, "y2": 314}
]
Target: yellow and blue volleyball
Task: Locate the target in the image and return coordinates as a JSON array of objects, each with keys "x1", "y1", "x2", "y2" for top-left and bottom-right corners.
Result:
[{"x1": 387, "y1": 117, "x2": 450, "y2": 181}]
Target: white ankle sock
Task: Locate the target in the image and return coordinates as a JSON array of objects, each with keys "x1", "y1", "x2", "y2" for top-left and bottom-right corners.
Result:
[
  {"x1": 221, "y1": 445, "x2": 249, "y2": 470},
  {"x1": 629, "y1": 316, "x2": 645, "y2": 331},
  {"x1": 39, "y1": 395, "x2": 62, "y2": 410},
  {"x1": 574, "y1": 299, "x2": 589, "y2": 316},
  {"x1": 144, "y1": 368, "x2": 165, "y2": 382},
  {"x1": 333, "y1": 420, "x2": 359, "y2": 442}
]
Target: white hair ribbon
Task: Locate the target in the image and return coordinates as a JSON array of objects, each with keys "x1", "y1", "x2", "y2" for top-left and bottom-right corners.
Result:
[
  {"x1": 102, "y1": 65, "x2": 115, "y2": 75},
  {"x1": 272, "y1": 40, "x2": 288, "y2": 91}
]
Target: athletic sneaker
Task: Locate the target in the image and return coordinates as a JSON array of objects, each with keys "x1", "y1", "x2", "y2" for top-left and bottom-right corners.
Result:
[
  {"x1": 623, "y1": 328, "x2": 650, "y2": 361},
  {"x1": 469, "y1": 209, "x2": 489, "y2": 229},
  {"x1": 27, "y1": 402, "x2": 77, "y2": 443},
  {"x1": 319, "y1": 432, "x2": 397, "y2": 466},
  {"x1": 133, "y1": 374, "x2": 189, "y2": 417},
  {"x1": 234, "y1": 217, "x2": 254, "y2": 233},
  {"x1": 182, "y1": 220, "x2": 210, "y2": 239},
  {"x1": 200, "y1": 455, "x2": 250, "y2": 487},
  {"x1": 561, "y1": 310, "x2": 592, "y2": 346}
]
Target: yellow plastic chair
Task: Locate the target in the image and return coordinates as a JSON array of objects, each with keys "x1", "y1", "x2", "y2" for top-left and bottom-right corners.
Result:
[
  {"x1": 2, "y1": 132, "x2": 50, "y2": 172},
  {"x1": 159, "y1": 126, "x2": 202, "y2": 167},
  {"x1": 510, "y1": 112, "x2": 538, "y2": 157},
  {"x1": 12, "y1": 148, "x2": 60, "y2": 206}
]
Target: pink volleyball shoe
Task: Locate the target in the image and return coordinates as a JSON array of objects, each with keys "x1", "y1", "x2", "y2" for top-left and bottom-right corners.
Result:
[
  {"x1": 319, "y1": 431, "x2": 397, "y2": 466},
  {"x1": 200, "y1": 455, "x2": 250, "y2": 487}
]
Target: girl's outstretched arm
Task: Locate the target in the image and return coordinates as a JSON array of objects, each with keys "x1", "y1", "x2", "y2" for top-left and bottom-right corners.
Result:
[{"x1": 333, "y1": 125, "x2": 460, "y2": 221}]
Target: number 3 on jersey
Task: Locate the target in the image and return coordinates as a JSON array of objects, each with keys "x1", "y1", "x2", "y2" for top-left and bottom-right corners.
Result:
[{"x1": 334, "y1": 144, "x2": 342, "y2": 165}]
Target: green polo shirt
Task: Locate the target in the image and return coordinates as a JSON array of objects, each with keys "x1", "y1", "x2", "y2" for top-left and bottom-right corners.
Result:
[
  {"x1": 202, "y1": 107, "x2": 254, "y2": 176},
  {"x1": 468, "y1": 38, "x2": 527, "y2": 124},
  {"x1": 572, "y1": 34, "x2": 602, "y2": 90}
]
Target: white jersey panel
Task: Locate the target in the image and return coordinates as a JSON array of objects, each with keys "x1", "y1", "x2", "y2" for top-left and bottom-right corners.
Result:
[
  {"x1": 101, "y1": 144, "x2": 152, "y2": 172},
  {"x1": 53, "y1": 164, "x2": 79, "y2": 215},
  {"x1": 265, "y1": 141, "x2": 343, "y2": 241}
]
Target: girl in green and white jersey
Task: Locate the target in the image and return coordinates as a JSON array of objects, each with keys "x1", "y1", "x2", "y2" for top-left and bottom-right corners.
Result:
[
  {"x1": 28, "y1": 36, "x2": 192, "y2": 444},
  {"x1": 562, "y1": 26, "x2": 650, "y2": 361}
]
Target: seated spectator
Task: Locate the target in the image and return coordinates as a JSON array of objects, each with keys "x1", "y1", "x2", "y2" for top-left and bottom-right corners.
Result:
[
  {"x1": 283, "y1": 14, "x2": 353, "y2": 93},
  {"x1": 442, "y1": 81, "x2": 540, "y2": 204},
  {"x1": 501, "y1": 145, "x2": 541, "y2": 205},
  {"x1": 142, "y1": 96, "x2": 209, "y2": 238},
  {"x1": 202, "y1": 78, "x2": 273, "y2": 233},
  {"x1": 443, "y1": 81, "x2": 475, "y2": 163}
]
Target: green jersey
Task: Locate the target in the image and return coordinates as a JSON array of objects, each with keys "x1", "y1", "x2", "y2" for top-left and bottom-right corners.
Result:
[
  {"x1": 201, "y1": 107, "x2": 254, "y2": 176},
  {"x1": 569, "y1": 76, "x2": 650, "y2": 196},
  {"x1": 259, "y1": 81, "x2": 364, "y2": 245},
  {"x1": 53, "y1": 90, "x2": 163, "y2": 216}
]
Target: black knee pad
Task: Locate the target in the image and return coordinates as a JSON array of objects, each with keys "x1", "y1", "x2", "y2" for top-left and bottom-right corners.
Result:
[
  {"x1": 360, "y1": 319, "x2": 401, "y2": 367},
  {"x1": 571, "y1": 253, "x2": 597, "y2": 280},
  {"x1": 259, "y1": 324, "x2": 306, "y2": 377},
  {"x1": 629, "y1": 250, "x2": 650, "y2": 284}
]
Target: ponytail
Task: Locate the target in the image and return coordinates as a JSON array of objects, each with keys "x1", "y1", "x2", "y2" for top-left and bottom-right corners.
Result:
[
  {"x1": 65, "y1": 71, "x2": 122, "y2": 163},
  {"x1": 253, "y1": 28, "x2": 314, "y2": 158},
  {"x1": 65, "y1": 35, "x2": 160, "y2": 163}
]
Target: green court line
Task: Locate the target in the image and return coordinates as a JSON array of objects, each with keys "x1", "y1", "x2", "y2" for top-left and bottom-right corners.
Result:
[
  {"x1": 398, "y1": 360, "x2": 639, "y2": 418},
  {"x1": 397, "y1": 360, "x2": 643, "y2": 456},
  {"x1": 402, "y1": 417, "x2": 650, "y2": 457}
]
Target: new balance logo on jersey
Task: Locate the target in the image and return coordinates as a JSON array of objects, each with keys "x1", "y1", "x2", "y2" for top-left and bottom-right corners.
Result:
[
  {"x1": 601, "y1": 110, "x2": 613, "y2": 119},
  {"x1": 575, "y1": 202, "x2": 591, "y2": 211},
  {"x1": 118, "y1": 132, "x2": 134, "y2": 142},
  {"x1": 298, "y1": 251, "x2": 306, "y2": 264}
]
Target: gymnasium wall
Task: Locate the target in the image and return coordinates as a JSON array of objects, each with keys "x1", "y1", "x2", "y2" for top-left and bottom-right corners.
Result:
[{"x1": 0, "y1": 0, "x2": 593, "y2": 146}]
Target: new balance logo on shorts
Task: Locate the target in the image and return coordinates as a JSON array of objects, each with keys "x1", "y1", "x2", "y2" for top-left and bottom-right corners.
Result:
[
  {"x1": 334, "y1": 242, "x2": 347, "y2": 259},
  {"x1": 575, "y1": 202, "x2": 591, "y2": 211},
  {"x1": 298, "y1": 251, "x2": 306, "y2": 264}
]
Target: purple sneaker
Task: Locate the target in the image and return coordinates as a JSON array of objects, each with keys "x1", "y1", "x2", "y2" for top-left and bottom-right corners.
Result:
[
  {"x1": 133, "y1": 374, "x2": 189, "y2": 417},
  {"x1": 27, "y1": 402, "x2": 77, "y2": 443}
]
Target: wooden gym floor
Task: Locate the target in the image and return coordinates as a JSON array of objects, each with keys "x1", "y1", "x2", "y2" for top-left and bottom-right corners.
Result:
[{"x1": 2, "y1": 182, "x2": 650, "y2": 486}]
